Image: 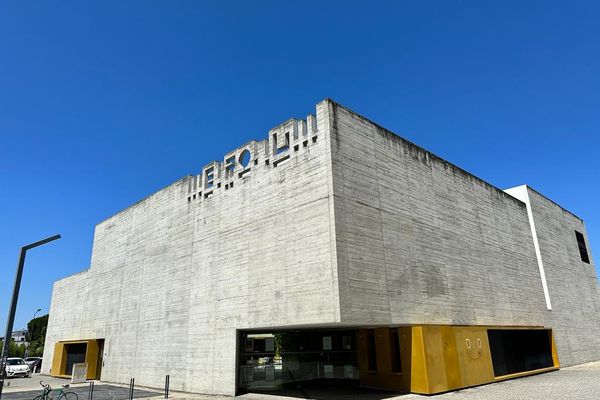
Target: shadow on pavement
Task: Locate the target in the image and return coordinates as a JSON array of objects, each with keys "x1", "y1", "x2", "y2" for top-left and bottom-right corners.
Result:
[
  {"x1": 239, "y1": 380, "x2": 407, "y2": 400},
  {"x1": 3, "y1": 384, "x2": 162, "y2": 400}
]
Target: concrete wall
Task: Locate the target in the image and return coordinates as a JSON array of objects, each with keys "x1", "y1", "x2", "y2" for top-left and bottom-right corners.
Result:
[
  {"x1": 43, "y1": 101, "x2": 339, "y2": 395},
  {"x1": 327, "y1": 100, "x2": 600, "y2": 365},
  {"x1": 526, "y1": 187, "x2": 600, "y2": 366},
  {"x1": 327, "y1": 101, "x2": 550, "y2": 327},
  {"x1": 43, "y1": 99, "x2": 600, "y2": 395}
]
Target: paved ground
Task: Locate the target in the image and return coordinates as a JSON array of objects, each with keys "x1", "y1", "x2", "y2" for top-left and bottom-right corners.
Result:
[
  {"x1": 2, "y1": 374, "x2": 161, "y2": 400},
  {"x1": 397, "y1": 361, "x2": 600, "y2": 400},
  {"x1": 2, "y1": 374, "x2": 84, "y2": 392},
  {"x1": 236, "y1": 362, "x2": 600, "y2": 400},
  {"x1": 4, "y1": 362, "x2": 599, "y2": 400}
]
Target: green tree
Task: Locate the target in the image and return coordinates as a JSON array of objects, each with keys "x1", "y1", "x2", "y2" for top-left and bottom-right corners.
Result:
[
  {"x1": 0, "y1": 339, "x2": 26, "y2": 358},
  {"x1": 26, "y1": 314, "x2": 49, "y2": 357}
]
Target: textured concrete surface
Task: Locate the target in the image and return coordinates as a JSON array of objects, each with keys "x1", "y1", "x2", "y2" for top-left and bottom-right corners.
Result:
[
  {"x1": 527, "y1": 188, "x2": 600, "y2": 365},
  {"x1": 505, "y1": 185, "x2": 600, "y2": 366},
  {"x1": 43, "y1": 99, "x2": 600, "y2": 396},
  {"x1": 328, "y1": 102, "x2": 549, "y2": 327},
  {"x1": 327, "y1": 101, "x2": 600, "y2": 366},
  {"x1": 43, "y1": 101, "x2": 339, "y2": 396}
]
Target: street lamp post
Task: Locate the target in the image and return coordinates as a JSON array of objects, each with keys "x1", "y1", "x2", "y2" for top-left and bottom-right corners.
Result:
[
  {"x1": 31, "y1": 309, "x2": 42, "y2": 345},
  {"x1": 24, "y1": 308, "x2": 42, "y2": 360},
  {"x1": 0, "y1": 235, "x2": 60, "y2": 400}
]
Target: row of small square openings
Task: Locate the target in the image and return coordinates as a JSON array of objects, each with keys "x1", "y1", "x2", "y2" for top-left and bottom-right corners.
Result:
[
  {"x1": 267, "y1": 135, "x2": 318, "y2": 168},
  {"x1": 188, "y1": 178, "x2": 240, "y2": 202},
  {"x1": 187, "y1": 134, "x2": 318, "y2": 202}
]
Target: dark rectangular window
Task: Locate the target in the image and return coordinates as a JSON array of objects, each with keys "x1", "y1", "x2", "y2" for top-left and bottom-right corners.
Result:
[
  {"x1": 367, "y1": 329, "x2": 377, "y2": 371},
  {"x1": 575, "y1": 231, "x2": 590, "y2": 264},
  {"x1": 65, "y1": 343, "x2": 87, "y2": 375},
  {"x1": 488, "y1": 329, "x2": 554, "y2": 377},
  {"x1": 390, "y1": 328, "x2": 402, "y2": 373},
  {"x1": 342, "y1": 335, "x2": 352, "y2": 350}
]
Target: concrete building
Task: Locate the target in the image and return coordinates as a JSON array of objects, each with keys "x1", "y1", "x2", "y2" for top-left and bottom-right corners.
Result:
[
  {"x1": 43, "y1": 99, "x2": 600, "y2": 395},
  {"x1": 1, "y1": 329, "x2": 28, "y2": 347}
]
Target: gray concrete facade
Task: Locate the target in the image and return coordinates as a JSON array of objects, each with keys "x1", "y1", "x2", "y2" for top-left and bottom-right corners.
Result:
[{"x1": 43, "y1": 99, "x2": 600, "y2": 395}]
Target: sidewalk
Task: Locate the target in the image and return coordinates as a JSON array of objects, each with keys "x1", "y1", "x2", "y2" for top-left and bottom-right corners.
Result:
[
  {"x1": 236, "y1": 361, "x2": 600, "y2": 400},
  {"x1": 5, "y1": 362, "x2": 600, "y2": 400}
]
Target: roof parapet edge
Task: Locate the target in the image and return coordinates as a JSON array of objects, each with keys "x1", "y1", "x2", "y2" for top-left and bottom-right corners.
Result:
[
  {"x1": 95, "y1": 175, "x2": 192, "y2": 227},
  {"x1": 326, "y1": 99, "x2": 526, "y2": 208},
  {"x1": 525, "y1": 184, "x2": 583, "y2": 222}
]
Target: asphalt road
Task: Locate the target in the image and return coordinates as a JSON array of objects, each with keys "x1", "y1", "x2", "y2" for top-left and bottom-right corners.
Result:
[{"x1": 2, "y1": 382, "x2": 161, "y2": 400}]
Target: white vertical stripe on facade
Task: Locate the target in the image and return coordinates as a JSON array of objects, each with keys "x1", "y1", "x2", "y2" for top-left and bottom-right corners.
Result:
[{"x1": 505, "y1": 185, "x2": 552, "y2": 310}]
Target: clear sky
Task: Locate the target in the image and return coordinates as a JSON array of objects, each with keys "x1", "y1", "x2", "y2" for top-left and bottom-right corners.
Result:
[{"x1": 1, "y1": 1, "x2": 599, "y2": 334}]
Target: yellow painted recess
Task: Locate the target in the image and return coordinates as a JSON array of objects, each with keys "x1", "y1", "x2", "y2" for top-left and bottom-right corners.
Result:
[
  {"x1": 410, "y1": 326, "x2": 429, "y2": 393},
  {"x1": 85, "y1": 339, "x2": 100, "y2": 380},
  {"x1": 50, "y1": 342, "x2": 66, "y2": 376},
  {"x1": 439, "y1": 325, "x2": 462, "y2": 390},
  {"x1": 550, "y1": 329, "x2": 560, "y2": 369},
  {"x1": 357, "y1": 325, "x2": 559, "y2": 395},
  {"x1": 452, "y1": 326, "x2": 495, "y2": 389},
  {"x1": 50, "y1": 339, "x2": 103, "y2": 380},
  {"x1": 422, "y1": 326, "x2": 447, "y2": 392}
]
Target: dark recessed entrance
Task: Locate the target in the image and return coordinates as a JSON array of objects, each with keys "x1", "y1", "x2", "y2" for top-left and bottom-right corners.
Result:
[
  {"x1": 237, "y1": 329, "x2": 359, "y2": 395},
  {"x1": 51, "y1": 339, "x2": 104, "y2": 379},
  {"x1": 488, "y1": 329, "x2": 554, "y2": 377},
  {"x1": 65, "y1": 343, "x2": 87, "y2": 375},
  {"x1": 236, "y1": 325, "x2": 558, "y2": 396}
]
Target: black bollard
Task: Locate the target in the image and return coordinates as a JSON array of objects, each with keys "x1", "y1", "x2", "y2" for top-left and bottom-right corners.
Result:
[
  {"x1": 88, "y1": 381, "x2": 95, "y2": 400},
  {"x1": 129, "y1": 378, "x2": 135, "y2": 400},
  {"x1": 164, "y1": 375, "x2": 170, "y2": 399}
]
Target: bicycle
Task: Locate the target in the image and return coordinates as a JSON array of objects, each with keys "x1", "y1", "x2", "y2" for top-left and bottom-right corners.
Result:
[{"x1": 33, "y1": 380, "x2": 78, "y2": 400}]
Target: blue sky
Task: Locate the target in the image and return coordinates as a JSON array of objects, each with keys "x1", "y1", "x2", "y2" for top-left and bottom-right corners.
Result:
[{"x1": 1, "y1": 1, "x2": 599, "y2": 333}]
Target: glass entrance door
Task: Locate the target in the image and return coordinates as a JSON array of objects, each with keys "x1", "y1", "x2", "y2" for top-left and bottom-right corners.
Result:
[{"x1": 237, "y1": 329, "x2": 358, "y2": 393}]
